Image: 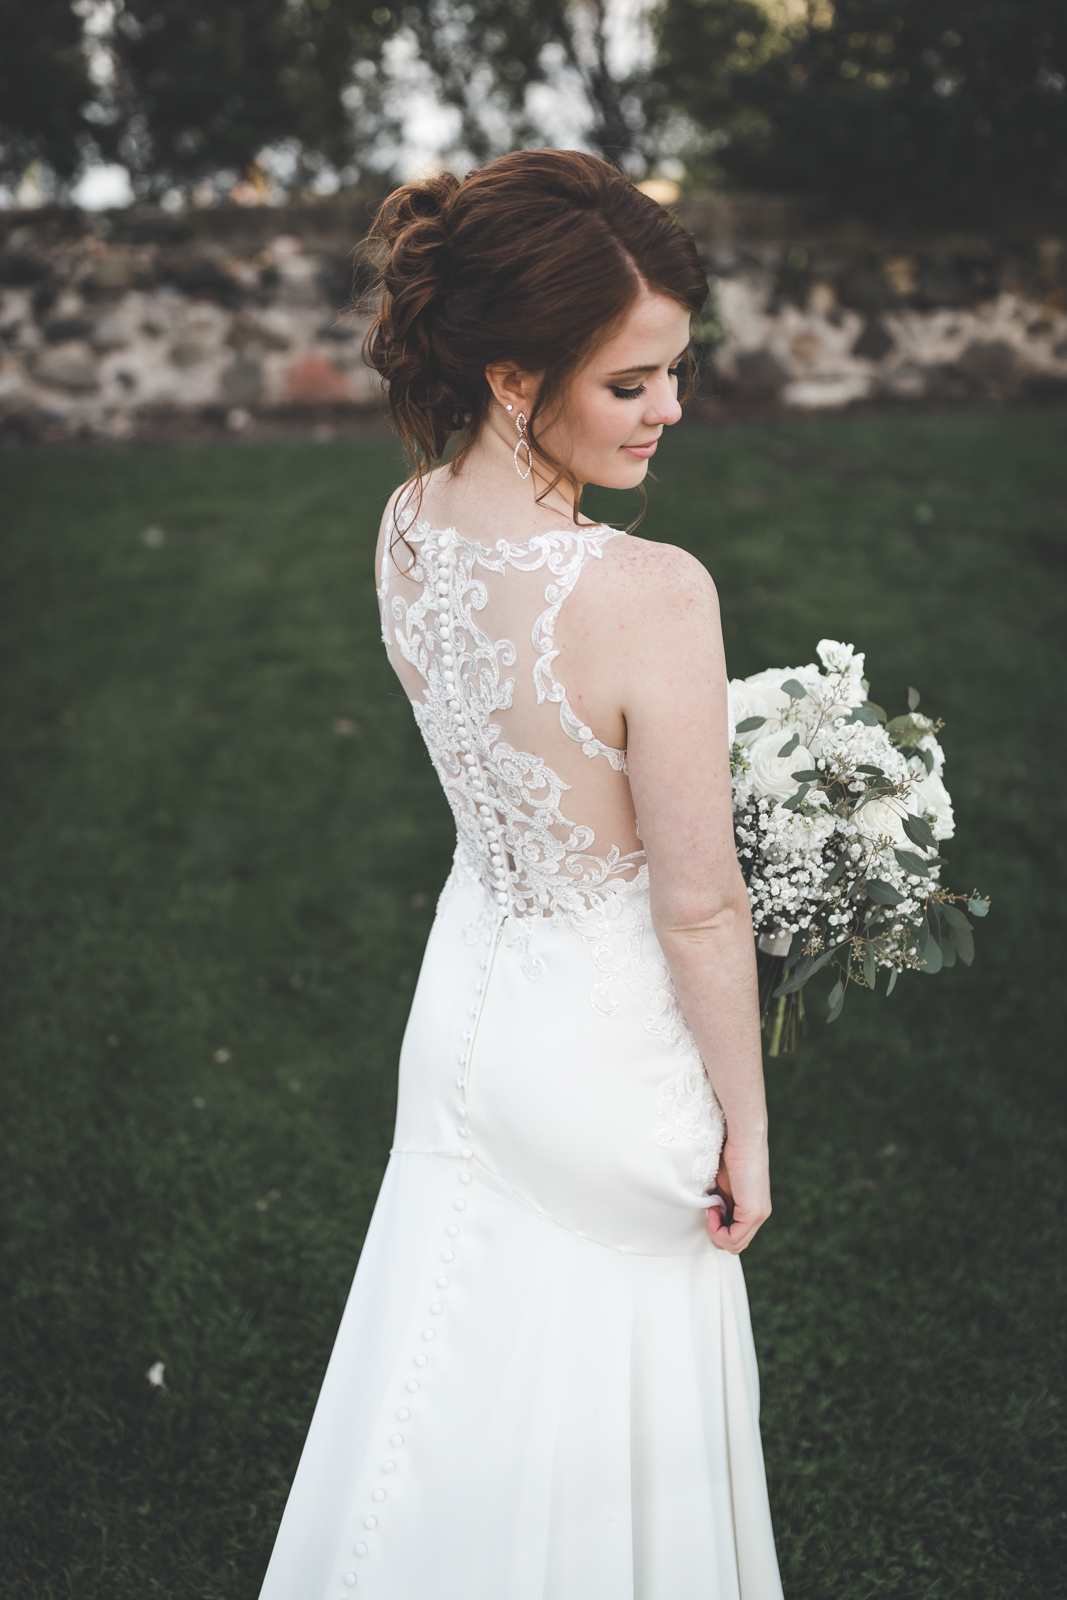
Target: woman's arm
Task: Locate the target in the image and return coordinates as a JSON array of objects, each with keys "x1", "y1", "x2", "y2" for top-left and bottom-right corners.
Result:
[{"x1": 595, "y1": 538, "x2": 771, "y2": 1254}]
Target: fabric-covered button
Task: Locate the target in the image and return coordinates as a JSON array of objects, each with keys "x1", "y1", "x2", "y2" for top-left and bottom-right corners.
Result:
[
  {"x1": 414, "y1": 1352, "x2": 428, "y2": 1366},
  {"x1": 397, "y1": 1407, "x2": 411, "y2": 1421},
  {"x1": 460, "y1": 1147, "x2": 472, "y2": 1159},
  {"x1": 354, "y1": 1542, "x2": 368, "y2": 1556},
  {"x1": 372, "y1": 1488, "x2": 386, "y2": 1503},
  {"x1": 406, "y1": 1379, "x2": 419, "y2": 1392},
  {"x1": 422, "y1": 1327, "x2": 436, "y2": 1341},
  {"x1": 442, "y1": 1248, "x2": 455, "y2": 1263},
  {"x1": 429, "y1": 1302, "x2": 443, "y2": 1315},
  {"x1": 390, "y1": 1433, "x2": 404, "y2": 1447},
  {"x1": 364, "y1": 1516, "x2": 377, "y2": 1529},
  {"x1": 343, "y1": 1572, "x2": 357, "y2": 1586},
  {"x1": 456, "y1": 1125, "x2": 468, "y2": 1137},
  {"x1": 446, "y1": 1223, "x2": 459, "y2": 1237},
  {"x1": 382, "y1": 1460, "x2": 396, "y2": 1473},
  {"x1": 454, "y1": 1198, "x2": 467, "y2": 1211},
  {"x1": 436, "y1": 1275, "x2": 449, "y2": 1288},
  {"x1": 458, "y1": 1171, "x2": 472, "y2": 1185}
]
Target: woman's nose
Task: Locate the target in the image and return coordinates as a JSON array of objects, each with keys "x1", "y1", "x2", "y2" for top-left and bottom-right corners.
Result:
[{"x1": 645, "y1": 376, "x2": 683, "y2": 427}]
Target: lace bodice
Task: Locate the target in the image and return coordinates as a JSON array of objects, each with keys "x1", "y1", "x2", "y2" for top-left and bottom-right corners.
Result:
[{"x1": 378, "y1": 506, "x2": 648, "y2": 923}]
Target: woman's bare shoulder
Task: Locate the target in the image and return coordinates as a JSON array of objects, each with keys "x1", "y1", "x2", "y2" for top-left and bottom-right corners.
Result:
[{"x1": 595, "y1": 532, "x2": 719, "y2": 620}]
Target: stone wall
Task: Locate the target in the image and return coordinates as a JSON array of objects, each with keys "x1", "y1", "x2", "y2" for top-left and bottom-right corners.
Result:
[{"x1": 1, "y1": 192, "x2": 1065, "y2": 443}]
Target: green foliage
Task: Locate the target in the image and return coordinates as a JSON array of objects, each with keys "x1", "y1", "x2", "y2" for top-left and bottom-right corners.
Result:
[
  {"x1": 652, "y1": 0, "x2": 1067, "y2": 223},
  {"x1": 2, "y1": 409, "x2": 1066, "y2": 1595},
  {"x1": 0, "y1": 0, "x2": 98, "y2": 185},
  {"x1": 110, "y1": 0, "x2": 396, "y2": 192}
]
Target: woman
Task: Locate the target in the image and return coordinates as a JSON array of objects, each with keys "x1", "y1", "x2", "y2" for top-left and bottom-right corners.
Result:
[{"x1": 260, "y1": 150, "x2": 782, "y2": 1600}]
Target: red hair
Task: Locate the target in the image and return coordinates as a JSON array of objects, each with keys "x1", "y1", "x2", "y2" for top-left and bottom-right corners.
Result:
[{"x1": 363, "y1": 149, "x2": 708, "y2": 533}]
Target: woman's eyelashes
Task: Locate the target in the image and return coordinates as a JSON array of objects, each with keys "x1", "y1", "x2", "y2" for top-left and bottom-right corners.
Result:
[{"x1": 609, "y1": 365, "x2": 682, "y2": 401}]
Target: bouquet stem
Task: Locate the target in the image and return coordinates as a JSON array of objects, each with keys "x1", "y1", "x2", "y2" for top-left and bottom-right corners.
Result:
[{"x1": 757, "y1": 951, "x2": 805, "y2": 1056}]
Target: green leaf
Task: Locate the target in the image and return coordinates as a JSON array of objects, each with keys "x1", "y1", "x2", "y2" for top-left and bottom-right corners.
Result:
[
  {"x1": 807, "y1": 940, "x2": 850, "y2": 978},
  {"x1": 903, "y1": 812, "x2": 938, "y2": 852},
  {"x1": 922, "y1": 748, "x2": 935, "y2": 774},
  {"x1": 780, "y1": 783, "x2": 810, "y2": 811},
  {"x1": 855, "y1": 764, "x2": 885, "y2": 776},
  {"x1": 782, "y1": 930, "x2": 808, "y2": 971},
  {"x1": 893, "y1": 849, "x2": 930, "y2": 877},
  {"x1": 827, "y1": 979, "x2": 845, "y2": 1022},
  {"x1": 772, "y1": 955, "x2": 814, "y2": 997},
  {"x1": 920, "y1": 932, "x2": 943, "y2": 975},
  {"x1": 777, "y1": 731, "x2": 800, "y2": 758},
  {"x1": 886, "y1": 968, "x2": 899, "y2": 996},
  {"x1": 863, "y1": 940, "x2": 876, "y2": 989},
  {"x1": 940, "y1": 934, "x2": 957, "y2": 967},
  {"x1": 791, "y1": 769, "x2": 819, "y2": 781},
  {"x1": 886, "y1": 714, "x2": 912, "y2": 731},
  {"x1": 734, "y1": 715, "x2": 766, "y2": 734},
  {"x1": 865, "y1": 878, "x2": 906, "y2": 906},
  {"x1": 824, "y1": 853, "x2": 849, "y2": 889},
  {"x1": 916, "y1": 917, "x2": 931, "y2": 959},
  {"x1": 940, "y1": 903, "x2": 971, "y2": 931},
  {"x1": 947, "y1": 919, "x2": 975, "y2": 965},
  {"x1": 780, "y1": 678, "x2": 808, "y2": 699},
  {"x1": 908, "y1": 686, "x2": 921, "y2": 711},
  {"x1": 865, "y1": 701, "x2": 888, "y2": 723},
  {"x1": 968, "y1": 898, "x2": 990, "y2": 918},
  {"x1": 844, "y1": 705, "x2": 879, "y2": 726}
]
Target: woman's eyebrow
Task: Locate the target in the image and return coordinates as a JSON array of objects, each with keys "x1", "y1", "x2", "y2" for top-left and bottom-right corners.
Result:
[{"x1": 605, "y1": 348, "x2": 690, "y2": 378}]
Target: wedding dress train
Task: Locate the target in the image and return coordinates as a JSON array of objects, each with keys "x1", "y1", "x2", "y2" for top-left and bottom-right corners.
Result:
[{"x1": 259, "y1": 509, "x2": 783, "y2": 1600}]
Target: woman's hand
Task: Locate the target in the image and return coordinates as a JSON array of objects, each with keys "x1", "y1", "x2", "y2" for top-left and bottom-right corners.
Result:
[{"x1": 706, "y1": 1137, "x2": 771, "y2": 1254}]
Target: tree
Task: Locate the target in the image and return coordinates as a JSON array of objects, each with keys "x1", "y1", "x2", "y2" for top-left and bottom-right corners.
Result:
[
  {"x1": 0, "y1": 0, "x2": 100, "y2": 188},
  {"x1": 652, "y1": 0, "x2": 1067, "y2": 224},
  {"x1": 108, "y1": 0, "x2": 398, "y2": 195}
]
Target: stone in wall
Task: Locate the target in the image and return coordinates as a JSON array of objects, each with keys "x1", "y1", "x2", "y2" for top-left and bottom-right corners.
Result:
[{"x1": 1, "y1": 195, "x2": 1065, "y2": 442}]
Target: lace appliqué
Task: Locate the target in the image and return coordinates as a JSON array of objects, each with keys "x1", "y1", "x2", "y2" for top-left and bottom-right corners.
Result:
[{"x1": 380, "y1": 514, "x2": 643, "y2": 930}]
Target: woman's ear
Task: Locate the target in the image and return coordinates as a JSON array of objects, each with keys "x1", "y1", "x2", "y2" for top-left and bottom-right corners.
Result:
[{"x1": 484, "y1": 365, "x2": 540, "y2": 413}]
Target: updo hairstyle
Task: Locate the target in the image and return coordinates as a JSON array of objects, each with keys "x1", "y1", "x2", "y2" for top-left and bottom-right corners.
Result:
[{"x1": 362, "y1": 149, "x2": 708, "y2": 530}]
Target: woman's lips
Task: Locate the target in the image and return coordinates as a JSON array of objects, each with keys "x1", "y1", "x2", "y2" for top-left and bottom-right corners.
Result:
[{"x1": 621, "y1": 440, "x2": 659, "y2": 459}]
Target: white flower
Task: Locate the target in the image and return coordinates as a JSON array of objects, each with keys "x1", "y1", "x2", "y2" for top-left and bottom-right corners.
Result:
[
  {"x1": 816, "y1": 639, "x2": 866, "y2": 681},
  {"x1": 748, "y1": 730, "x2": 815, "y2": 802},
  {"x1": 854, "y1": 794, "x2": 909, "y2": 848},
  {"x1": 727, "y1": 680, "x2": 773, "y2": 746},
  {"x1": 908, "y1": 768, "x2": 955, "y2": 840}
]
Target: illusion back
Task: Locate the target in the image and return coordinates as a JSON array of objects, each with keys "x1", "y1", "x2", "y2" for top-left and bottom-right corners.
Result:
[{"x1": 378, "y1": 503, "x2": 647, "y2": 922}]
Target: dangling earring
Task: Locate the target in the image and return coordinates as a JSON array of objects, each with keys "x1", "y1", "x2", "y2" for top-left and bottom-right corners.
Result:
[{"x1": 513, "y1": 411, "x2": 532, "y2": 480}]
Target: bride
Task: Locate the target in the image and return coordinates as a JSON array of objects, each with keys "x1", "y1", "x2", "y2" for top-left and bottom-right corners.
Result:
[{"x1": 259, "y1": 149, "x2": 782, "y2": 1600}]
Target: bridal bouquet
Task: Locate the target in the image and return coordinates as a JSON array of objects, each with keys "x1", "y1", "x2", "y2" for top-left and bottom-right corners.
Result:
[{"x1": 728, "y1": 640, "x2": 988, "y2": 1055}]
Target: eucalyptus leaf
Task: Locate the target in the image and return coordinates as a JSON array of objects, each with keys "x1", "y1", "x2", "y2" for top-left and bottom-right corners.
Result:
[
  {"x1": 827, "y1": 980, "x2": 845, "y2": 1022},
  {"x1": 886, "y1": 714, "x2": 912, "y2": 732},
  {"x1": 777, "y1": 731, "x2": 800, "y2": 758},
  {"x1": 845, "y1": 705, "x2": 879, "y2": 726},
  {"x1": 947, "y1": 920, "x2": 975, "y2": 965},
  {"x1": 865, "y1": 878, "x2": 906, "y2": 906},
  {"x1": 908, "y1": 686, "x2": 921, "y2": 711},
  {"x1": 772, "y1": 955, "x2": 813, "y2": 997},
  {"x1": 781, "y1": 678, "x2": 808, "y2": 699},
  {"x1": 781, "y1": 783, "x2": 810, "y2": 811},
  {"x1": 782, "y1": 930, "x2": 807, "y2": 971},
  {"x1": 968, "y1": 898, "x2": 990, "y2": 918},
  {"x1": 903, "y1": 812, "x2": 938, "y2": 852},
  {"x1": 807, "y1": 940, "x2": 850, "y2": 977},
  {"x1": 893, "y1": 849, "x2": 930, "y2": 877},
  {"x1": 886, "y1": 969, "x2": 898, "y2": 996},
  {"x1": 735, "y1": 715, "x2": 766, "y2": 734},
  {"x1": 940, "y1": 935, "x2": 957, "y2": 967},
  {"x1": 791, "y1": 769, "x2": 819, "y2": 781},
  {"x1": 865, "y1": 701, "x2": 888, "y2": 723},
  {"x1": 824, "y1": 853, "x2": 849, "y2": 889},
  {"x1": 921, "y1": 934, "x2": 943, "y2": 975},
  {"x1": 940, "y1": 903, "x2": 971, "y2": 931},
  {"x1": 855, "y1": 764, "x2": 885, "y2": 776},
  {"x1": 922, "y1": 748, "x2": 935, "y2": 774},
  {"x1": 863, "y1": 941, "x2": 876, "y2": 989},
  {"x1": 916, "y1": 917, "x2": 931, "y2": 958}
]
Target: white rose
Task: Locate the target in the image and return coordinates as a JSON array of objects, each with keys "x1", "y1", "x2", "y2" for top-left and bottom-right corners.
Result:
[
  {"x1": 908, "y1": 768, "x2": 955, "y2": 840},
  {"x1": 727, "y1": 680, "x2": 773, "y2": 747},
  {"x1": 748, "y1": 731, "x2": 815, "y2": 802},
  {"x1": 913, "y1": 734, "x2": 945, "y2": 780},
  {"x1": 854, "y1": 794, "x2": 909, "y2": 848},
  {"x1": 816, "y1": 639, "x2": 866, "y2": 681}
]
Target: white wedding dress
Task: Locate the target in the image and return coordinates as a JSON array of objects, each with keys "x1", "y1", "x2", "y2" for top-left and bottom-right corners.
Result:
[{"x1": 259, "y1": 506, "x2": 783, "y2": 1600}]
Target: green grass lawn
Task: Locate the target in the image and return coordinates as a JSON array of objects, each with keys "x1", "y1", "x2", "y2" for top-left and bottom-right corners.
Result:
[{"x1": 2, "y1": 411, "x2": 1065, "y2": 1598}]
